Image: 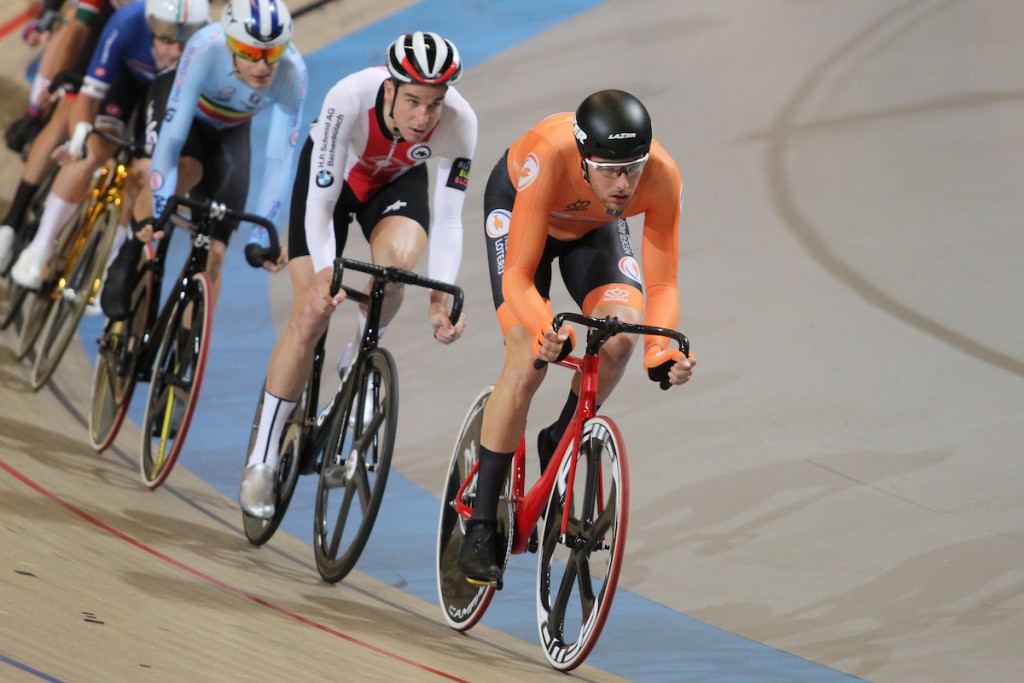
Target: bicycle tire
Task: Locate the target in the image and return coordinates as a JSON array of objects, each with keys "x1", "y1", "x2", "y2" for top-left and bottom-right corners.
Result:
[
  {"x1": 14, "y1": 289, "x2": 49, "y2": 360},
  {"x1": 536, "y1": 416, "x2": 629, "y2": 672},
  {"x1": 436, "y1": 385, "x2": 513, "y2": 631},
  {"x1": 313, "y1": 347, "x2": 398, "y2": 583},
  {"x1": 12, "y1": 201, "x2": 91, "y2": 360},
  {"x1": 139, "y1": 272, "x2": 213, "y2": 489},
  {"x1": 0, "y1": 283, "x2": 29, "y2": 331},
  {"x1": 242, "y1": 383, "x2": 304, "y2": 545},
  {"x1": 89, "y1": 249, "x2": 155, "y2": 452},
  {"x1": 31, "y1": 203, "x2": 120, "y2": 390}
]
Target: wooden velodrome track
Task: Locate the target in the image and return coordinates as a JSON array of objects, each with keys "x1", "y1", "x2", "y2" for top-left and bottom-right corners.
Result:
[{"x1": 2, "y1": 1, "x2": 1024, "y2": 681}]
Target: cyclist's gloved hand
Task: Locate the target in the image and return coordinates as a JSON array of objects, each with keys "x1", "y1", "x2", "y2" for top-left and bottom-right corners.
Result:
[
  {"x1": 534, "y1": 325, "x2": 576, "y2": 365},
  {"x1": 644, "y1": 345, "x2": 694, "y2": 390},
  {"x1": 132, "y1": 216, "x2": 162, "y2": 243}
]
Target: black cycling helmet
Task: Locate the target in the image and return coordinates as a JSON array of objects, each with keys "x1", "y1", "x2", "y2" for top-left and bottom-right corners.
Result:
[{"x1": 573, "y1": 89, "x2": 652, "y2": 160}]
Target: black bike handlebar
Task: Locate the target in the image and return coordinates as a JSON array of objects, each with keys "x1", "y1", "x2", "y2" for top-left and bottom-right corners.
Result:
[
  {"x1": 156, "y1": 195, "x2": 281, "y2": 266},
  {"x1": 329, "y1": 257, "x2": 464, "y2": 326},
  {"x1": 532, "y1": 312, "x2": 690, "y2": 381},
  {"x1": 46, "y1": 71, "x2": 83, "y2": 96},
  {"x1": 88, "y1": 126, "x2": 147, "y2": 159}
]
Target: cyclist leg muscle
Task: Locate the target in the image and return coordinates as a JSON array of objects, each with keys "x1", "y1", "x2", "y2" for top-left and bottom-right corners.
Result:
[{"x1": 366, "y1": 215, "x2": 427, "y2": 326}]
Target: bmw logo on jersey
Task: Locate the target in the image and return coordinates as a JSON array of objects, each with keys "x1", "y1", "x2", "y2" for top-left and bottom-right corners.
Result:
[{"x1": 316, "y1": 170, "x2": 335, "y2": 188}]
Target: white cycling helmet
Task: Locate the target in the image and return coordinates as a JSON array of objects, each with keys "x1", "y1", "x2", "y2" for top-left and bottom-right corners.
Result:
[
  {"x1": 145, "y1": 0, "x2": 210, "y2": 43},
  {"x1": 386, "y1": 31, "x2": 462, "y2": 86},
  {"x1": 222, "y1": 0, "x2": 294, "y2": 49}
]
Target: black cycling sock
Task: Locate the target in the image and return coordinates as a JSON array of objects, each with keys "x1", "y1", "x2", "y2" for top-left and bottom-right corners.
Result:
[
  {"x1": 470, "y1": 446, "x2": 514, "y2": 523},
  {"x1": 3, "y1": 181, "x2": 39, "y2": 230},
  {"x1": 538, "y1": 389, "x2": 601, "y2": 472}
]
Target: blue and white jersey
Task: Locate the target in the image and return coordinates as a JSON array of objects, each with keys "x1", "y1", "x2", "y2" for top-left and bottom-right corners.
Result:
[
  {"x1": 81, "y1": 1, "x2": 158, "y2": 100},
  {"x1": 149, "y1": 22, "x2": 307, "y2": 226}
]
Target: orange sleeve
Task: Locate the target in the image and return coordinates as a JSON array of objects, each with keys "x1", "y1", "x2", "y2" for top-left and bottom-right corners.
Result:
[
  {"x1": 639, "y1": 147, "x2": 683, "y2": 350},
  {"x1": 502, "y1": 135, "x2": 562, "y2": 341}
]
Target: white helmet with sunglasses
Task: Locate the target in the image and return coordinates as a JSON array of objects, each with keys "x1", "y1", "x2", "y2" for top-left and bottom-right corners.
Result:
[
  {"x1": 222, "y1": 0, "x2": 293, "y2": 63},
  {"x1": 145, "y1": 0, "x2": 210, "y2": 44}
]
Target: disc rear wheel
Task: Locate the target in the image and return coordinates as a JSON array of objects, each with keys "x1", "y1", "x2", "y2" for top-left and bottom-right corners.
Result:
[{"x1": 436, "y1": 385, "x2": 512, "y2": 631}]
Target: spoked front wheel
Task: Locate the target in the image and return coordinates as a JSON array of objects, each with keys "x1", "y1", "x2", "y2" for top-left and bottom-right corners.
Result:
[
  {"x1": 31, "y1": 204, "x2": 119, "y2": 390},
  {"x1": 435, "y1": 385, "x2": 512, "y2": 631},
  {"x1": 13, "y1": 201, "x2": 90, "y2": 360},
  {"x1": 242, "y1": 383, "x2": 304, "y2": 545},
  {"x1": 89, "y1": 250, "x2": 154, "y2": 452},
  {"x1": 139, "y1": 273, "x2": 213, "y2": 489},
  {"x1": 536, "y1": 416, "x2": 629, "y2": 671},
  {"x1": 313, "y1": 347, "x2": 398, "y2": 583}
]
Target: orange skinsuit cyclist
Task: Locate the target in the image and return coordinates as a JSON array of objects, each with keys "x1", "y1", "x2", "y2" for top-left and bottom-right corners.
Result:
[{"x1": 458, "y1": 89, "x2": 696, "y2": 584}]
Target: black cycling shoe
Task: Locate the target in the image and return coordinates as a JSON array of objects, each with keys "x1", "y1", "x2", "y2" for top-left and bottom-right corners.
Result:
[
  {"x1": 5, "y1": 114, "x2": 44, "y2": 155},
  {"x1": 458, "y1": 520, "x2": 503, "y2": 585},
  {"x1": 101, "y1": 241, "x2": 142, "y2": 321}
]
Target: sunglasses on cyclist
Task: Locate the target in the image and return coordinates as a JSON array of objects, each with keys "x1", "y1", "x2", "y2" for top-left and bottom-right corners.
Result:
[
  {"x1": 584, "y1": 153, "x2": 649, "y2": 179},
  {"x1": 226, "y1": 35, "x2": 288, "y2": 64}
]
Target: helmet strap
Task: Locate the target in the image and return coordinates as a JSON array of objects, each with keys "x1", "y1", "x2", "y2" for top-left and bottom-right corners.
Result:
[
  {"x1": 386, "y1": 79, "x2": 404, "y2": 141},
  {"x1": 580, "y1": 157, "x2": 591, "y2": 183}
]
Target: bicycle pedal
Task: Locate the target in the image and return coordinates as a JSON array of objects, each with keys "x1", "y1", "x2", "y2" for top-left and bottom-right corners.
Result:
[
  {"x1": 465, "y1": 576, "x2": 502, "y2": 591},
  {"x1": 321, "y1": 462, "x2": 348, "y2": 488}
]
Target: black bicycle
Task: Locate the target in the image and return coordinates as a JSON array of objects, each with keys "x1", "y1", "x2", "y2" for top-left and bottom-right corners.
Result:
[
  {"x1": 242, "y1": 257, "x2": 464, "y2": 584},
  {"x1": 89, "y1": 194, "x2": 280, "y2": 489}
]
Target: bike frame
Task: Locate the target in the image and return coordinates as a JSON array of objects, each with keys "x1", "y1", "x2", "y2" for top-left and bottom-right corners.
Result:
[
  {"x1": 295, "y1": 257, "x2": 461, "y2": 468},
  {"x1": 451, "y1": 352, "x2": 597, "y2": 556},
  {"x1": 452, "y1": 314, "x2": 689, "y2": 555}
]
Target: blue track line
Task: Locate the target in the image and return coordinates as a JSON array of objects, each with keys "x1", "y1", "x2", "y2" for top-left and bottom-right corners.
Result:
[{"x1": 0, "y1": 651, "x2": 66, "y2": 682}]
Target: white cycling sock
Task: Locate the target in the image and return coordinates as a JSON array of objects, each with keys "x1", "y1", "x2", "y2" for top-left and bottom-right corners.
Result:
[
  {"x1": 247, "y1": 392, "x2": 297, "y2": 470},
  {"x1": 29, "y1": 194, "x2": 78, "y2": 256},
  {"x1": 28, "y1": 76, "x2": 49, "y2": 113}
]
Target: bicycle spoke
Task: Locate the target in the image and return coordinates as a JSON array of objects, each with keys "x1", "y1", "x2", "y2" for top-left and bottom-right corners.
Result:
[{"x1": 140, "y1": 273, "x2": 212, "y2": 489}]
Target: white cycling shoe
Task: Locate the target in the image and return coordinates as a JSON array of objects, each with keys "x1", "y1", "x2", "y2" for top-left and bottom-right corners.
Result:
[
  {"x1": 11, "y1": 244, "x2": 49, "y2": 290},
  {"x1": 0, "y1": 225, "x2": 15, "y2": 273},
  {"x1": 239, "y1": 463, "x2": 276, "y2": 519}
]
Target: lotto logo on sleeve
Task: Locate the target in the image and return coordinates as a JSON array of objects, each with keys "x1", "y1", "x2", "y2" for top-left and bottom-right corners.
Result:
[
  {"x1": 486, "y1": 209, "x2": 511, "y2": 239},
  {"x1": 619, "y1": 256, "x2": 642, "y2": 283},
  {"x1": 150, "y1": 171, "x2": 164, "y2": 191},
  {"x1": 517, "y1": 153, "x2": 540, "y2": 191}
]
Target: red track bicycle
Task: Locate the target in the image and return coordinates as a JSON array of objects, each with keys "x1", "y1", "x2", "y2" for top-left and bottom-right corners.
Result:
[{"x1": 436, "y1": 312, "x2": 689, "y2": 671}]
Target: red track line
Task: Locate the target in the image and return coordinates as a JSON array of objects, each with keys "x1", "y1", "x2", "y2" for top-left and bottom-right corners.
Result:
[
  {"x1": 0, "y1": 458, "x2": 469, "y2": 683},
  {"x1": 0, "y1": 5, "x2": 40, "y2": 41}
]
